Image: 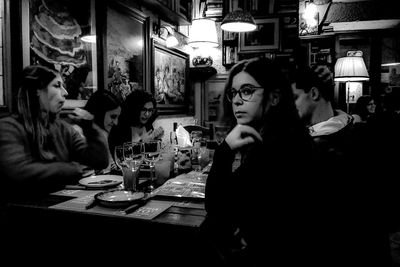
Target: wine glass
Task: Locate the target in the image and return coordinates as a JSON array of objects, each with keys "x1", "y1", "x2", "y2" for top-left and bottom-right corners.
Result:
[
  {"x1": 114, "y1": 145, "x2": 125, "y2": 170},
  {"x1": 143, "y1": 140, "x2": 161, "y2": 191},
  {"x1": 123, "y1": 142, "x2": 143, "y2": 171}
]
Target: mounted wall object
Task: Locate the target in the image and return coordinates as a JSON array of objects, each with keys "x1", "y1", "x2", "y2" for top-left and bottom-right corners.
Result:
[
  {"x1": 153, "y1": 21, "x2": 179, "y2": 48},
  {"x1": 334, "y1": 50, "x2": 369, "y2": 113},
  {"x1": 299, "y1": 0, "x2": 319, "y2": 36},
  {"x1": 188, "y1": 18, "x2": 218, "y2": 67},
  {"x1": 220, "y1": 9, "x2": 256, "y2": 32}
]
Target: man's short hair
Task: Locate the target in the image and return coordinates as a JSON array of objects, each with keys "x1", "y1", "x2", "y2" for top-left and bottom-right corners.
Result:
[{"x1": 290, "y1": 65, "x2": 334, "y2": 102}]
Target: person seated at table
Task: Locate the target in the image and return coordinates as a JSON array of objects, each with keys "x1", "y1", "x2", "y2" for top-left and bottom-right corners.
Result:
[
  {"x1": 109, "y1": 90, "x2": 164, "y2": 148},
  {"x1": 72, "y1": 90, "x2": 121, "y2": 175},
  {"x1": 0, "y1": 65, "x2": 109, "y2": 199},
  {"x1": 352, "y1": 94, "x2": 377, "y2": 123},
  {"x1": 203, "y1": 57, "x2": 313, "y2": 266}
]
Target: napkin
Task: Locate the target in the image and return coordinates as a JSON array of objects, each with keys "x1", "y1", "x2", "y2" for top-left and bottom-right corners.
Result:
[{"x1": 176, "y1": 125, "x2": 192, "y2": 147}]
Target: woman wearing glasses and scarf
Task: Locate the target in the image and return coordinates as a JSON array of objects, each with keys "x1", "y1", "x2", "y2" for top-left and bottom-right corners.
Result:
[
  {"x1": 109, "y1": 90, "x2": 164, "y2": 149},
  {"x1": 202, "y1": 57, "x2": 314, "y2": 266}
]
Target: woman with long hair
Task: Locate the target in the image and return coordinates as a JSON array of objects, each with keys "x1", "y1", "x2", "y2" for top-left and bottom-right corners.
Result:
[
  {"x1": 109, "y1": 90, "x2": 164, "y2": 149},
  {"x1": 81, "y1": 90, "x2": 121, "y2": 174},
  {"x1": 203, "y1": 57, "x2": 313, "y2": 266},
  {"x1": 0, "y1": 65, "x2": 109, "y2": 198}
]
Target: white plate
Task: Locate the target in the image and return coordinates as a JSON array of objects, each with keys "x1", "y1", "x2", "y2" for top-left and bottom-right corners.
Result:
[
  {"x1": 79, "y1": 175, "x2": 122, "y2": 189},
  {"x1": 94, "y1": 189, "x2": 145, "y2": 208}
]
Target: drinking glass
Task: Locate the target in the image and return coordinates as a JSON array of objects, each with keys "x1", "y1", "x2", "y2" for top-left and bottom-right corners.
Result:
[
  {"x1": 114, "y1": 145, "x2": 125, "y2": 170},
  {"x1": 123, "y1": 142, "x2": 143, "y2": 170},
  {"x1": 122, "y1": 142, "x2": 143, "y2": 191},
  {"x1": 143, "y1": 140, "x2": 161, "y2": 191}
]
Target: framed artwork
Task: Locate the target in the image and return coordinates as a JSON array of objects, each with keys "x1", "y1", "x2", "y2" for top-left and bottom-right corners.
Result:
[
  {"x1": 153, "y1": 41, "x2": 189, "y2": 115},
  {"x1": 105, "y1": 1, "x2": 150, "y2": 101},
  {"x1": 239, "y1": 18, "x2": 280, "y2": 53},
  {"x1": 346, "y1": 82, "x2": 363, "y2": 104},
  {"x1": 0, "y1": 0, "x2": 12, "y2": 116},
  {"x1": 21, "y1": 0, "x2": 98, "y2": 110}
]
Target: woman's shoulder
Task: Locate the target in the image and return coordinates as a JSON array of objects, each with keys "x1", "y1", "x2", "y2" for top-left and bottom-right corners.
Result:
[{"x1": 0, "y1": 115, "x2": 23, "y2": 129}]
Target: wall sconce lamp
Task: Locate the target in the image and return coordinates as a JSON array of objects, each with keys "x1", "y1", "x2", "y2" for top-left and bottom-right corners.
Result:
[
  {"x1": 334, "y1": 50, "x2": 369, "y2": 113},
  {"x1": 188, "y1": 18, "x2": 218, "y2": 67},
  {"x1": 153, "y1": 22, "x2": 179, "y2": 48},
  {"x1": 81, "y1": 34, "x2": 96, "y2": 43},
  {"x1": 220, "y1": 9, "x2": 256, "y2": 32}
]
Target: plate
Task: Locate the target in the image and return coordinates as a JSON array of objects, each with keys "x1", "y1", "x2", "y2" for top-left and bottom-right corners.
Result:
[
  {"x1": 94, "y1": 189, "x2": 145, "y2": 208},
  {"x1": 79, "y1": 175, "x2": 122, "y2": 189}
]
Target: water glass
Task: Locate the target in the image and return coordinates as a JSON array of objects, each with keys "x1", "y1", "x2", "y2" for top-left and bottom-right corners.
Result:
[
  {"x1": 155, "y1": 158, "x2": 171, "y2": 186},
  {"x1": 143, "y1": 140, "x2": 161, "y2": 191},
  {"x1": 121, "y1": 165, "x2": 139, "y2": 191}
]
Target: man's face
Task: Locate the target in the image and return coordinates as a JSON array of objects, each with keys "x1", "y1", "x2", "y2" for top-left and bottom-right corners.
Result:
[{"x1": 291, "y1": 83, "x2": 314, "y2": 125}]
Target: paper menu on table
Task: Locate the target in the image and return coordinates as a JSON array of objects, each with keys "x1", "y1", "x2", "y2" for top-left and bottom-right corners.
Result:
[
  {"x1": 152, "y1": 171, "x2": 207, "y2": 199},
  {"x1": 49, "y1": 197, "x2": 172, "y2": 220}
]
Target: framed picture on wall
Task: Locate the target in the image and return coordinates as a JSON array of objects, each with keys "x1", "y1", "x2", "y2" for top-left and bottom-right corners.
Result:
[
  {"x1": 105, "y1": 1, "x2": 150, "y2": 102},
  {"x1": 21, "y1": 0, "x2": 98, "y2": 110},
  {"x1": 152, "y1": 41, "x2": 189, "y2": 115},
  {"x1": 238, "y1": 17, "x2": 280, "y2": 53}
]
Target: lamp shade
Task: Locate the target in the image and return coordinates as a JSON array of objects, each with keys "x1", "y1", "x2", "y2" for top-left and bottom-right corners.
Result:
[
  {"x1": 188, "y1": 18, "x2": 219, "y2": 48},
  {"x1": 334, "y1": 51, "x2": 369, "y2": 82},
  {"x1": 221, "y1": 9, "x2": 257, "y2": 32}
]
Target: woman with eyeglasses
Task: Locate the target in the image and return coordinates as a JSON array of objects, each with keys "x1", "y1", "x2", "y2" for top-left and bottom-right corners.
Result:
[
  {"x1": 203, "y1": 57, "x2": 314, "y2": 266},
  {"x1": 109, "y1": 90, "x2": 164, "y2": 149}
]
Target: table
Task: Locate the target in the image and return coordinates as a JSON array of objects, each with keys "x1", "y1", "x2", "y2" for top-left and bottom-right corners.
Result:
[{"x1": 2, "y1": 172, "x2": 220, "y2": 266}]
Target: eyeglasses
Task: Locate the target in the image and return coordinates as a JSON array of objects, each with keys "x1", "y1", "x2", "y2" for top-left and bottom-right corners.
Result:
[
  {"x1": 141, "y1": 108, "x2": 155, "y2": 114},
  {"x1": 226, "y1": 85, "x2": 264, "y2": 102}
]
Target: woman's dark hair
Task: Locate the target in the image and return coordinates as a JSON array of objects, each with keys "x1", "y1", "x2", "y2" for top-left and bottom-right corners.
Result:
[
  {"x1": 84, "y1": 90, "x2": 121, "y2": 130},
  {"x1": 354, "y1": 95, "x2": 374, "y2": 121},
  {"x1": 222, "y1": 57, "x2": 305, "y2": 139},
  {"x1": 17, "y1": 65, "x2": 59, "y2": 160},
  {"x1": 119, "y1": 90, "x2": 158, "y2": 130}
]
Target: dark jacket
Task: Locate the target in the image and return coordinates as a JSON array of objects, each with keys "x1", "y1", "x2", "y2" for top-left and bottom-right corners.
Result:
[
  {"x1": 204, "y1": 129, "x2": 313, "y2": 266},
  {"x1": 308, "y1": 110, "x2": 395, "y2": 266}
]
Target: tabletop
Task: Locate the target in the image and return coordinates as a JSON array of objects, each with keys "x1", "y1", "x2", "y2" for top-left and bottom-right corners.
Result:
[{"x1": 2, "y1": 171, "x2": 219, "y2": 266}]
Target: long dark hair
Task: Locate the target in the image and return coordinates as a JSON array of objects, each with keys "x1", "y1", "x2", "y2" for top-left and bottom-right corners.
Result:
[
  {"x1": 84, "y1": 90, "x2": 121, "y2": 131},
  {"x1": 222, "y1": 57, "x2": 308, "y2": 143},
  {"x1": 17, "y1": 65, "x2": 59, "y2": 160},
  {"x1": 354, "y1": 95, "x2": 375, "y2": 121},
  {"x1": 119, "y1": 90, "x2": 158, "y2": 130},
  {"x1": 109, "y1": 90, "x2": 158, "y2": 149}
]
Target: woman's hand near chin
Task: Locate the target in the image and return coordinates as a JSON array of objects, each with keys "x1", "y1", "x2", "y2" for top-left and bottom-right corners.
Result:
[{"x1": 225, "y1": 124, "x2": 262, "y2": 151}]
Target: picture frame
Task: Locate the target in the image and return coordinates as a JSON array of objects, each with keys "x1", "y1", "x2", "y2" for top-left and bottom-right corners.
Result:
[
  {"x1": 21, "y1": 0, "x2": 98, "y2": 110},
  {"x1": 239, "y1": 18, "x2": 280, "y2": 53},
  {"x1": 105, "y1": 1, "x2": 150, "y2": 102},
  {"x1": 0, "y1": 0, "x2": 12, "y2": 116},
  {"x1": 152, "y1": 41, "x2": 189, "y2": 115}
]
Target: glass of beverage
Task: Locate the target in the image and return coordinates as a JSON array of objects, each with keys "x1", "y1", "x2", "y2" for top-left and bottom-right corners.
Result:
[
  {"x1": 122, "y1": 142, "x2": 143, "y2": 191},
  {"x1": 143, "y1": 140, "x2": 161, "y2": 191}
]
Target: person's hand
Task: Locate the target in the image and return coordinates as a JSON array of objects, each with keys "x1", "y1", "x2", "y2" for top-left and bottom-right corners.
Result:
[
  {"x1": 68, "y1": 108, "x2": 94, "y2": 130},
  {"x1": 225, "y1": 124, "x2": 262, "y2": 151},
  {"x1": 152, "y1": 126, "x2": 165, "y2": 140},
  {"x1": 68, "y1": 108, "x2": 94, "y2": 121}
]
